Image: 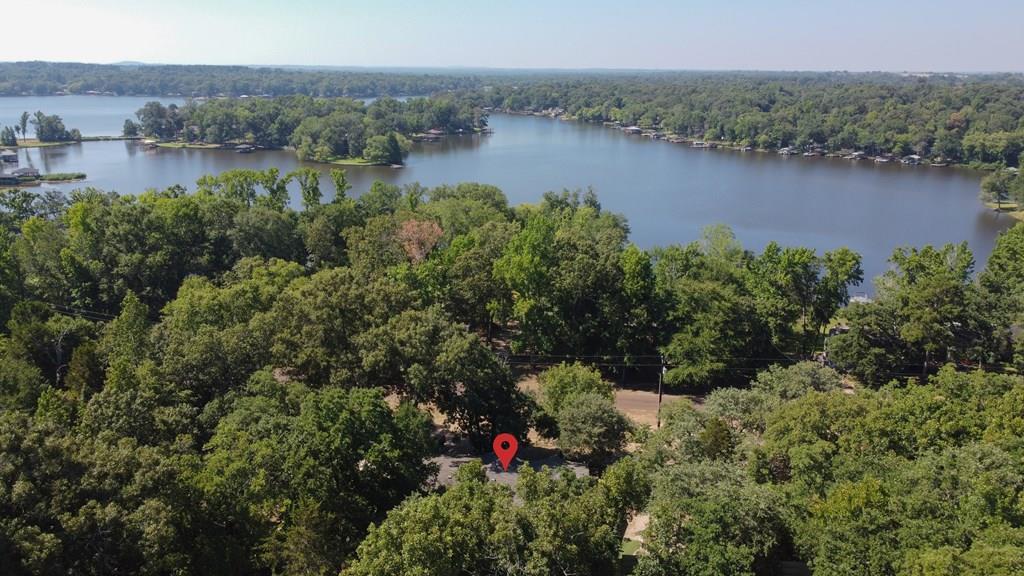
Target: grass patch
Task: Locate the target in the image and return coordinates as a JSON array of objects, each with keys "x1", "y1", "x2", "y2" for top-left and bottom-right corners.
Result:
[
  {"x1": 620, "y1": 539, "x2": 641, "y2": 556},
  {"x1": 39, "y1": 172, "x2": 86, "y2": 182},
  {"x1": 984, "y1": 201, "x2": 1024, "y2": 221},
  {"x1": 326, "y1": 156, "x2": 386, "y2": 166},
  {"x1": 156, "y1": 142, "x2": 225, "y2": 150},
  {"x1": 14, "y1": 139, "x2": 70, "y2": 148},
  {"x1": 81, "y1": 136, "x2": 139, "y2": 142}
]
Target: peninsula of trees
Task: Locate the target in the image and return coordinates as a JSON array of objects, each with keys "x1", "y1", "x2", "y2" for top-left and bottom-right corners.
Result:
[
  {"x1": 2, "y1": 171, "x2": 1024, "y2": 574},
  {"x1": 127, "y1": 95, "x2": 485, "y2": 164}
]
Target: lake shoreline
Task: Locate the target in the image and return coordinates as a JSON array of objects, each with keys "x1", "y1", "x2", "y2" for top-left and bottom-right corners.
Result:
[
  {"x1": 10, "y1": 136, "x2": 142, "y2": 149},
  {"x1": 150, "y1": 140, "x2": 398, "y2": 166},
  {"x1": 7, "y1": 105, "x2": 1007, "y2": 288},
  {"x1": 499, "y1": 109, "x2": 995, "y2": 173}
]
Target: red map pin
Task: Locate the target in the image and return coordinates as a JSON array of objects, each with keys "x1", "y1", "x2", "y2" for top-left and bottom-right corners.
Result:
[{"x1": 493, "y1": 433, "x2": 519, "y2": 472}]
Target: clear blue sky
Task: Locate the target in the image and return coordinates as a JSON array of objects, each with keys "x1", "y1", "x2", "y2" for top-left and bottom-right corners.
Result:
[{"x1": 7, "y1": 0, "x2": 1023, "y2": 71}]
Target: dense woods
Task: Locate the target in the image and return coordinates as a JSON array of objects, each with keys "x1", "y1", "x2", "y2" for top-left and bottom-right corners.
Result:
[
  {"x1": 2, "y1": 169, "x2": 1024, "y2": 574},
  {"x1": 470, "y1": 72, "x2": 1024, "y2": 167},
  {"x1": 0, "y1": 61, "x2": 481, "y2": 97},
  {"x1": 128, "y1": 96, "x2": 485, "y2": 164}
]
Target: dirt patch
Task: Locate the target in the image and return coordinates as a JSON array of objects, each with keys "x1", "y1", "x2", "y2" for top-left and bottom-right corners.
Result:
[
  {"x1": 624, "y1": 512, "x2": 650, "y2": 542},
  {"x1": 518, "y1": 373, "x2": 693, "y2": 428},
  {"x1": 614, "y1": 387, "x2": 691, "y2": 427}
]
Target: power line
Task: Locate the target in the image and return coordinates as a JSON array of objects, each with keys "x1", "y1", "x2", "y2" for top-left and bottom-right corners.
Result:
[{"x1": 47, "y1": 303, "x2": 118, "y2": 322}]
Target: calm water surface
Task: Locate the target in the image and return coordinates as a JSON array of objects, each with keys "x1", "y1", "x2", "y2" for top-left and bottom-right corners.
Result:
[
  {"x1": 1, "y1": 97, "x2": 1013, "y2": 285},
  {"x1": 0, "y1": 96, "x2": 184, "y2": 136}
]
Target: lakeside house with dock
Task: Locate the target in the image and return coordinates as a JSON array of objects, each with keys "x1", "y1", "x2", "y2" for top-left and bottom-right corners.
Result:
[{"x1": 0, "y1": 149, "x2": 17, "y2": 163}]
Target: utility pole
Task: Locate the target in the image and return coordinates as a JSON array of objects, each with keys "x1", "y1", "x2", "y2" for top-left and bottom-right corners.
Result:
[{"x1": 656, "y1": 354, "x2": 665, "y2": 429}]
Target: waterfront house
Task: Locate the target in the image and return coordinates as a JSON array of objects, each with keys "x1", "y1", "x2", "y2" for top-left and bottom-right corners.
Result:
[
  {"x1": 849, "y1": 293, "x2": 873, "y2": 304},
  {"x1": 901, "y1": 154, "x2": 922, "y2": 165},
  {"x1": 622, "y1": 126, "x2": 642, "y2": 135},
  {"x1": 0, "y1": 150, "x2": 17, "y2": 163}
]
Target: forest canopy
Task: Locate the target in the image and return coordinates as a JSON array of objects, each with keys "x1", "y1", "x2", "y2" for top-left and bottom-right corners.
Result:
[
  {"x1": 128, "y1": 95, "x2": 485, "y2": 164},
  {"x1": 0, "y1": 61, "x2": 482, "y2": 97},
  {"x1": 2, "y1": 172, "x2": 1024, "y2": 574}
]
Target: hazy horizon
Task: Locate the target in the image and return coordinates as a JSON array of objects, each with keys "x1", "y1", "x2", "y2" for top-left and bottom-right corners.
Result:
[
  {"x1": 7, "y1": 0, "x2": 1024, "y2": 73},
  {"x1": 7, "y1": 62, "x2": 1024, "y2": 76}
]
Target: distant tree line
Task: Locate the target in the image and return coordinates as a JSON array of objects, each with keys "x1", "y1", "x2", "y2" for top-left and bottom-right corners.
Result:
[
  {"x1": 467, "y1": 72, "x2": 1024, "y2": 166},
  {"x1": 126, "y1": 96, "x2": 485, "y2": 164},
  {"x1": 0, "y1": 61, "x2": 482, "y2": 97}
]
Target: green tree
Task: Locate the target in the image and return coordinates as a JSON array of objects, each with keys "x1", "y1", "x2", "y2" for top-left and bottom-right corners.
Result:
[
  {"x1": 289, "y1": 167, "x2": 321, "y2": 210},
  {"x1": 328, "y1": 168, "x2": 352, "y2": 201},
  {"x1": 636, "y1": 463, "x2": 786, "y2": 576},
  {"x1": 28, "y1": 111, "x2": 74, "y2": 142},
  {"x1": 0, "y1": 353, "x2": 47, "y2": 411},
  {"x1": 18, "y1": 110, "x2": 29, "y2": 140},
  {"x1": 698, "y1": 417, "x2": 737, "y2": 460},
  {"x1": 346, "y1": 463, "x2": 633, "y2": 576},
  {"x1": 981, "y1": 170, "x2": 1015, "y2": 210},
  {"x1": 357, "y1": 306, "x2": 532, "y2": 449},
  {"x1": 537, "y1": 362, "x2": 614, "y2": 416},
  {"x1": 804, "y1": 478, "x2": 900, "y2": 576},
  {"x1": 556, "y1": 392, "x2": 630, "y2": 471},
  {"x1": 122, "y1": 119, "x2": 139, "y2": 137},
  {"x1": 0, "y1": 126, "x2": 16, "y2": 146},
  {"x1": 198, "y1": 382, "x2": 435, "y2": 573}
]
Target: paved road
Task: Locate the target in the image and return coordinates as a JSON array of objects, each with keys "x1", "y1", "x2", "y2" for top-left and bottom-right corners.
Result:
[{"x1": 431, "y1": 443, "x2": 589, "y2": 488}]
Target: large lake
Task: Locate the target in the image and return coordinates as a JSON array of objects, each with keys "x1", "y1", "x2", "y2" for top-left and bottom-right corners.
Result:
[{"x1": 1, "y1": 96, "x2": 1014, "y2": 285}]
